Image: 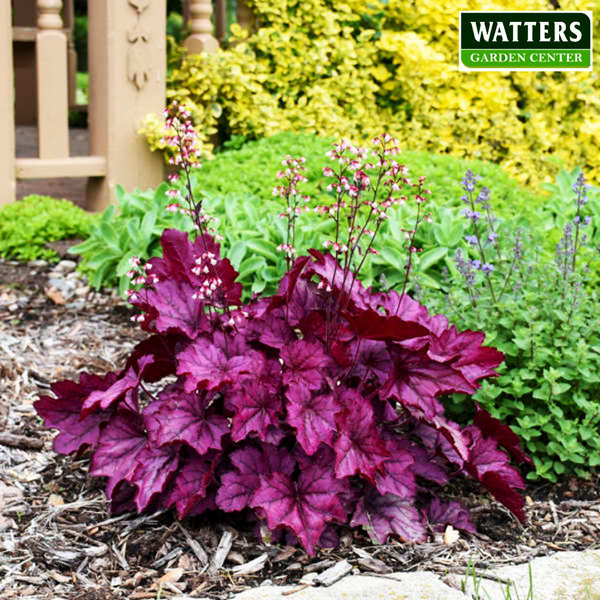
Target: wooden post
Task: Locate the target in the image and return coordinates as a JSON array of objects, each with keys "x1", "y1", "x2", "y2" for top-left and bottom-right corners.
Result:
[
  {"x1": 184, "y1": 0, "x2": 219, "y2": 54},
  {"x1": 13, "y1": 0, "x2": 38, "y2": 125},
  {"x1": 86, "y1": 0, "x2": 166, "y2": 212},
  {"x1": 36, "y1": 0, "x2": 70, "y2": 158},
  {"x1": 236, "y1": 0, "x2": 254, "y2": 32},
  {"x1": 64, "y1": 0, "x2": 78, "y2": 108},
  {"x1": 0, "y1": 0, "x2": 16, "y2": 206},
  {"x1": 215, "y1": 0, "x2": 226, "y2": 42}
]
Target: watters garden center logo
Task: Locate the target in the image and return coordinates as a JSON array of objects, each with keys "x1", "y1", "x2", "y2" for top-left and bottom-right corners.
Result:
[{"x1": 459, "y1": 11, "x2": 593, "y2": 71}]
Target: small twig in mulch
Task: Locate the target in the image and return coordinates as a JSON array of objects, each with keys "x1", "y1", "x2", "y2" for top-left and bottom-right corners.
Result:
[{"x1": 0, "y1": 432, "x2": 44, "y2": 450}]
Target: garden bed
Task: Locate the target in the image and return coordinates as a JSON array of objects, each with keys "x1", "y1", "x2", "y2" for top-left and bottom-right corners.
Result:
[{"x1": 1, "y1": 259, "x2": 599, "y2": 600}]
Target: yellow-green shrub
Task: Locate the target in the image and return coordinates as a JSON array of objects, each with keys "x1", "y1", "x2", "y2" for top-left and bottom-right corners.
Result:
[{"x1": 142, "y1": 0, "x2": 600, "y2": 186}]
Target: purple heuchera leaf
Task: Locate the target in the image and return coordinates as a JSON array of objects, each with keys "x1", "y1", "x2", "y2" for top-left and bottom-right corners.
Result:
[
  {"x1": 286, "y1": 387, "x2": 340, "y2": 455},
  {"x1": 176, "y1": 338, "x2": 256, "y2": 393},
  {"x1": 280, "y1": 340, "x2": 331, "y2": 391},
  {"x1": 81, "y1": 355, "x2": 153, "y2": 418},
  {"x1": 216, "y1": 444, "x2": 295, "y2": 513},
  {"x1": 167, "y1": 448, "x2": 218, "y2": 518},
  {"x1": 351, "y1": 487, "x2": 427, "y2": 544},
  {"x1": 88, "y1": 410, "x2": 148, "y2": 497},
  {"x1": 381, "y1": 345, "x2": 477, "y2": 420},
  {"x1": 427, "y1": 497, "x2": 476, "y2": 533},
  {"x1": 35, "y1": 372, "x2": 118, "y2": 455},
  {"x1": 463, "y1": 425, "x2": 527, "y2": 522},
  {"x1": 344, "y1": 309, "x2": 428, "y2": 342},
  {"x1": 130, "y1": 443, "x2": 180, "y2": 511},
  {"x1": 428, "y1": 326, "x2": 504, "y2": 384},
  {"x1": 229, "y1": 380, "x2": 283, "y2": 442},
  {"x1": 375, "y1": 434, "x2": 416, "y2": 499},
  {"x1": 473, "y1": 404, "x2": 533, "y2": 466},
  {"x1": 147, "y1": 385, "x2": 230, "y2": 455},
  {"x1": 334, "y1": 396, "x2": 390, "y2": 481},
  {"x1": 134, "y1": 280, "x2": 210, "y2": 339},
  {"x1": 251, "y1": 464, "x2": 347, "y2": 555}
]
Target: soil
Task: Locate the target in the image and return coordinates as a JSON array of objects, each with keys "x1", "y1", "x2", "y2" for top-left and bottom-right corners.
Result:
[{"x1": 1, "y1": 259, "x2": 599, "y2": 600}]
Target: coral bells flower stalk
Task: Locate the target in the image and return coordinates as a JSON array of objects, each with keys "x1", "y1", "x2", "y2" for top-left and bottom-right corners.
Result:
[
  {"x1": 311, "y1": 134, "x2": 431, "y2": 343},
  {"x1": 274, "y1": 155, "x2": 310, "y2": 270},
  {"x1": 126, "y1": 103, "x2": 236, "y2": 325}
]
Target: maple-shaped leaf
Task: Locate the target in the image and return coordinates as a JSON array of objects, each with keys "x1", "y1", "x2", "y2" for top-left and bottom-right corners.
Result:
[
  {"x1": 146, "y1": 230, "x2": 242, "y2": 307},
  {"x1": 132, "y1": 279, "x2": 209, "y2": 339},
  {"x1": 304, "y1": 250, "x2": 365, "y2": 310},
  {"x1": 413, "y1": 419, "x2": 469, "y2": 466},
  {"x1": 251, "y1": 464, "x2": 347, "y2": 555},
  {"x1": 81, "y1": 355, "x2": 154, "y2": 418},
  {"x1": 229, "y1": 380, "x2": 283, "y2": 442},
  {"x1": 164, "y1": 447, "x2": 218, "y2": 517},
  {"x1": 473, "y1": 405, "x2": 533, "y2": 466},
  {"x1": 258, "y1": 311, "x2": 297, "y2": 349},
  {"x1": 176, "y1": 338, "x2": 256, "y2": 393},
  {"x1": 280, "y1": 340, "x2": 331, "y2": 391},
  {"x1": 395, "y1": 439, "x2": 450, "y2": 485},
  {"x1": 350, "y1": 339, "x2": 392, "y2": 384},
  {"x1": 107, "y1": 480, "x2": 137, "y2": 514},
  {"x1": 268, "y1": 255, "x2": 312, "y2": 311},
  {"x1": 351, "y1": 487, "x2": 426, "y2": 544},
  {"x1": 286, "y1": 387, "x2": 340, "y2": 455},
  {"x1": 374, "y1": 434, "x2": 416, "y2": 499},
  {"x1": 130, "y1": 443, "x2": 181, "y2": 511},
  {"x1": 216, "y1": 444, "x2": 295, "y2": 512},
  {"x1": 463, "y1": 425, "x2": 527, "y2": 522},
  {"x1": 125, "y1": 334, "x2": 185, "y2": 383},
  {"x1": 428, "y1": 326, "x2": 504, "y2": 384},
  {"x1": 149, "y1": 386, "x2": 229, "y2": 455},
  {"x1": 89, "y1": 410, "x2": 148, "y2": 497},
  {"x1": 148, "y1": 228, "x2": 207, "y2": 284},
  {"x1": 380, "y1": 345, "x2": 477, "y2": 420},
  {"x1": 334, "y1": 398, "x2": 390, "y2": 481},
  {"x1": 426, "y1": 497, "x2": 476, "y2": 533},
  {"x1": 35, "y1": 372, "x2": 118, "y2": 455},
  {"x1": 344, "y1": 309, "x2": 428, "y2": 342}
]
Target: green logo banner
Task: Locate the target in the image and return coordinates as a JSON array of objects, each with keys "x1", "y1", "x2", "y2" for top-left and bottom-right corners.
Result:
[{"x1": 459, "y1": 11, "x2": 593, "y2": 72}]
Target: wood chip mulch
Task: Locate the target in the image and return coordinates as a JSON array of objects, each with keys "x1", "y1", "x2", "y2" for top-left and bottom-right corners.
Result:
[{"x1": 1, "y1": 259, "x2": 599, "y2": 600}]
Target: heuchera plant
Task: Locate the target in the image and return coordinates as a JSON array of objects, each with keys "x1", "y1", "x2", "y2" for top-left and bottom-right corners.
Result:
[{"x1": 36, "y1": 104, "x2": 531, "y2": 555}]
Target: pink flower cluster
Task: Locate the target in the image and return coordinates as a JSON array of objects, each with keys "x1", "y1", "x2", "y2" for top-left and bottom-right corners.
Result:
[
  {"x1": 274, "y1": 155, "x2": 311, "y2": 267},
  {"x1": 161, "y1": 102, "x2": 202, "y2": 169}
]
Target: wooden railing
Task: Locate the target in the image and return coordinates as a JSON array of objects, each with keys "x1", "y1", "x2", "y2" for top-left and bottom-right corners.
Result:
[{"x1": 1, "y1": 0, "x2": 254, "y2": 210}]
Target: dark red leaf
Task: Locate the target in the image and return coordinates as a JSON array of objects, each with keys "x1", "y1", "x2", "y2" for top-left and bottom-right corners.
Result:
[
  {"x1": 216, "y1": 445, "x2": 295, "y2": 512},
  {"x1": 351, "y1": 487, "x2": 426, "y2": 544},
  {"x1": 334, "y1": 398, "x2": 390, "y2": 481},
  {"x1": 35, "y1": 372, "x2": 118, "y2": 455},
  {"x1": 251, "y1": 464, "x2": 346, "y2": 555},
  {"x1": 286, "y1": 387, "x2": 340, "y2": 455},
  {"x1": 280, "y1": 340, "x2": 331, "y2": 391},
  {"x1": 427, "y1": 497, "x2": 476, "y2": 533}
]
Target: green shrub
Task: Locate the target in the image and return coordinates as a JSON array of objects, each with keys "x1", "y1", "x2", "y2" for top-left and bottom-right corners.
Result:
[
  {"x1": 144, "y1": 0, "x2": 600, "y2": 186},
  {"x1": 71, "y1": 184, "x2": 194, "y2": 296},
  {"x1": 190, "y1": 132, "x2": 548, "y2": 292},
  {"x1": 421, "y1": 169, "x2": 600, "y2": 482},
  {"x1": 193, "y1": 132, "x2": 546, "y2": 216},
  {"x1": 78, "y1": 133, "x2": 548, "y2": 299},
  {"x1": 0, "y1": 195, "x2": 94, "y2": 263}
]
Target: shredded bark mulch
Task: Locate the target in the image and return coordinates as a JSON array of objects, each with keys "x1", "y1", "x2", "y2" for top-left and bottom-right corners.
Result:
[{"x1": 1, "y1": 259, "x2": 599, "y2": 599}]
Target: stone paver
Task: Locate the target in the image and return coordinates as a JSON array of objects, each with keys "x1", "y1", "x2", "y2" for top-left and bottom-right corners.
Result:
[
  {"x1": 233, "y1": 572, "x2": 467, "y2": 600},
  {"x1": 480, "y1": 550, "x2": 600, "y2": 600}
]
